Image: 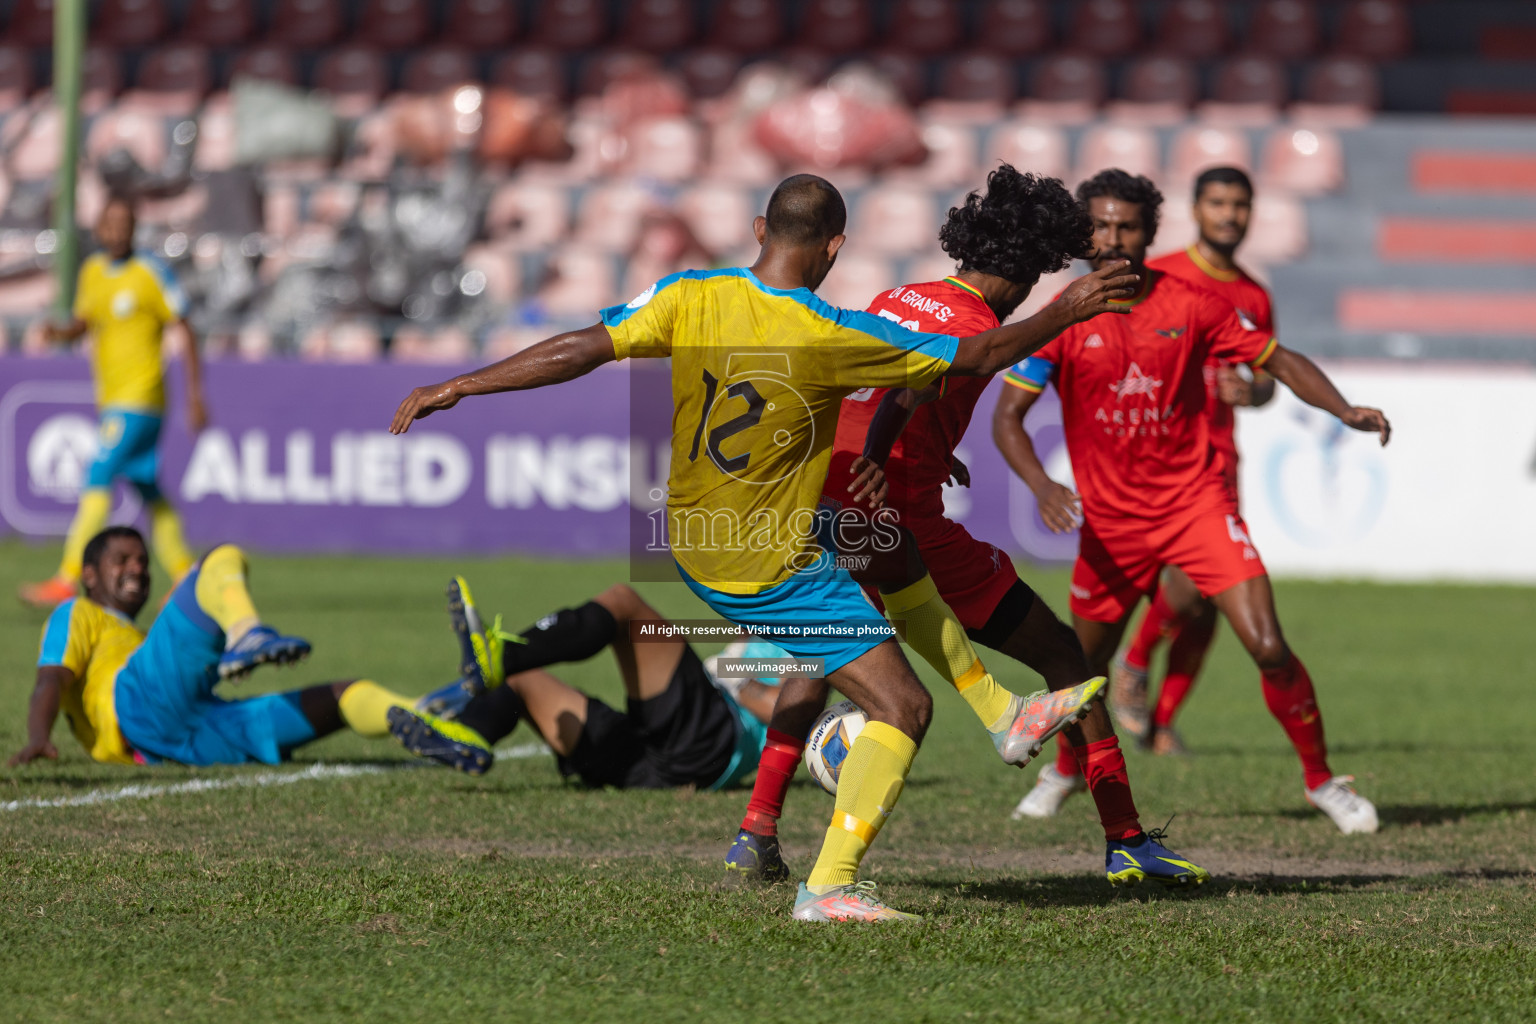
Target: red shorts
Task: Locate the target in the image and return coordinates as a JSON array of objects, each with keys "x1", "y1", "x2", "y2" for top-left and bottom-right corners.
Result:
[
  {"x1": 820, "y1": 449, "x2": 1019, "y2": 631},
  {"x1": 1070, "y1": 509, "x2": 1267, "y2": 623}
]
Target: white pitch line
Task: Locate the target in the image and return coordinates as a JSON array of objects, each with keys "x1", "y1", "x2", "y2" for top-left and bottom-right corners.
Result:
[
  {"x1": 494, "y1": 741, "x2": 551, "y2": 759},
  {"x1": 0, "y1": 762, "x2": 394, "y2": 813}
]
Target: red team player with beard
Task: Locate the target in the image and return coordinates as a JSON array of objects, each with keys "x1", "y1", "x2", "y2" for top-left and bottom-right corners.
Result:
[
  {"x1": 1110, "y1": 166, "x2": 1279, "y2": 757},
  {"x1": 995, "y1": 170, "x2": 1389, "y2": 834},
  {"x1": 723, "y1": 165, "x2": 1211, "y2": 889}
]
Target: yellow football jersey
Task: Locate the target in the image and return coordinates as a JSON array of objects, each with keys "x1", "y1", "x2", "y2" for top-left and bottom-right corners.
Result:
[
  {"x1": 73, "y1": 252, "x2": 188, "y2": 412},
  {"x1": 37, "y1": 597, "x2": 144, "y2": 763},
  {"x1": 602, "y1": 268, "x2": 957, "y2": 593}
]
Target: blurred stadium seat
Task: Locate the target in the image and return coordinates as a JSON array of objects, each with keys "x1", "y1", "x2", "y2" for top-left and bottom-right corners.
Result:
[
  {"x1": 819, "y1": 250, "x2": 897, "y2": 310},
  {"x1": 316, "y1": 46, "x2": 390, "y2": 104},
  {"x1": 1245, "y1": 0, "x2": 1319, "y2": 60},
  {"x1": 883, "y1": 0, "x2": 963, "y2": 55},
  {"x1": 128, "y1": 45, "x2": 213, "y2": 113},
  {"x1": 676, "y1": 50, "x2": 743, "y2": 99},
  {"x1": 302, "y1": 320, "x2": 382, "y2": 362},
  {"x1": 975, "y1": 0, "x2": 1052, "y2": 55},
  {"x1": 1335, "y1": 0, "x2": 1412, "y2": 61},
  {"x1": 1210, "y1": 55, "x2": 1288, "y2": 108},
  {"x1": 1154, "y1": 0, "x2": 1228, "y2": 59},
  {"x1": 1065, "y1": 0, "x2": 1142, "y2": 58},
  {"x1": 391, "y1": 324, "x2": 475, "y2": 364},
  {"x1": 1028, "y1": 54, "x2": 1108, "y2": 106},
  {"x1": 936, "y1": 52, "x2": 1016, "y2": 106},
  {"x1": 797, "y1": 0, "x2": 876, "y2": 54},
  {"x1": 1261, "y1": 125, "x2": 1344, "y2": 195},
  {"x1": 442, "y1": 0, "x2": 518, "y2": 51},
  {"x1": 532, "y1": 0, "x2": 609, "y2": 51},
  {"x1": 867, "y1": 51, "x2": 929, "y2": 106},
  {"x1": 7, "y1": 0, "x2": 57, "y2": 47},
  {"x1": 627, "y1": 117, "x2": 703, "y2": 183},
  {"x1": 577, "y1": 50, "x2": 660, "y2": 97},
  {"x1": 266, "y1": 0, "x2": 345, "y2": 48},
  {"x1": 230, "y1": 46, "x2": 301, "y2": 86},
  {"x1": 12, "y1": 108, "x2": 63, "y2": 179},
  {"x1": 1119, "y1": 55, "x2": 1198, "y2": 107},
  {"x1": 620, "y1": 0, "x2": 696, "y2": 53},
  {"x1": 181, "y1": 0, "x2": 258, "y2": 47},
  {"x1": 677, "y1": 183, "x2": 754, "y2": 255},
  {"x1": 1168, "y1": 125, "x2": 1252, "y2": 188},
  {"x1": 490, "y1": 49, "x2": 568, "y2": 99},
  {"x1": 1301, "y1": 56, "x2": 1381, "y2": 111},
  {"x1": 1076, "y1": 122, "x2": 1160, "y2": 183},
  {"x1": 706, "y1": 0, "x2": 785, "y2": 52},
  {"x1": 0, "y1": 46, "x2": 33, "y2": 108},
  {"x1": 1243, "y1": 193, "x2": 1307, "y2": 264},
  {"x1": 83, "y1": 47, "x2": 125, "y2": 110},
  {"x1": 573, "y1": 182, "x2": 658, "y2": 252},
  {"x1": 852, "y1": 184, "x2": 940, "y2": 255},
  {"x1": 357, "y1": 0, "x2": 434, "y2": 50},
  {"x1": 87, "y1": 106, "x2": 169, "y2": 171},
  {"x1": 94, "y1": 0, "x2": 170, "y2": 48},
  {"x1": 539, "y1": 246, "x2": 620, "y2": 316},
  {"x1": 985, "y1": 121, "x2": 1069, "y2": 180},
  {"x1": 401, "y1": 47, "x2": 479, "y2": 93},
  {"x1": 887, "y1": 120, "x2": 979, "y2": 187},
  {"x1": 487, "y1": 180, "x2": 571, "y2": 250}
]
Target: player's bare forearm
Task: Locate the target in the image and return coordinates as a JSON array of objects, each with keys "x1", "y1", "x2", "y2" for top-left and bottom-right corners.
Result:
[
  {"x1": 947, "y1": 261, "x2": 1137, "y2": 377},
  {"x1": 992, "y1": 386, "x2": 1053, "y2": 491},
  {"x1": 390, "y1": 324, "x2": 616, "y2": 434},
  {"x1": 1265, "y1": 346, "x2": 1392, "y2": 445},
  {"x1": 178, "y1": 321, "x2": 208, "y2": 432},
  {"x1": 9, "y1": 668, "x2": 66, "y2": 766},
  {"x1": 861, "y1": 386, "x2": 933, "y2": 464},
  {"x1": 43, "y1": 318, "x2": 88, "y2": 344},
  {"x1": 738, "y1": 679, "x2": 785, "y2": 725}
]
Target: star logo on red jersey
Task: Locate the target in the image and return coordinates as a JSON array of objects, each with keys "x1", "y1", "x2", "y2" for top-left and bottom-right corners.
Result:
[{"x1": 1109, "y1": 362, "x2": 1164, "y2": 400}]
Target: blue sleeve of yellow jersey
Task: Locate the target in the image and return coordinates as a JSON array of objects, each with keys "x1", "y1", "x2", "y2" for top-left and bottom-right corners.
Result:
[
  {"x1": 38, "y1": 600, "x2": 80, "y2": 670},
  {"x1": 142, "y1": 255, "x2": 189, "y2": 321},
  {"x1": 600, "y1": 271, "x2": 688, "y2": 360},
  {"x1": 1003, "y1": 356, "x2": 1054, "y2": 393}
]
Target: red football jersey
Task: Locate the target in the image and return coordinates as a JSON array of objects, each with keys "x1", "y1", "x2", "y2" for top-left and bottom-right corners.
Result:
[
  {"x1": 1146, "y1": 247, "x2": 1274, "y2": 481},
  {"x1": 833, "y1": 277, "x2": 999, "y2": 509},
  {"x1": 1003, "y1": 270, "x2": 1277, "y2": 523}
]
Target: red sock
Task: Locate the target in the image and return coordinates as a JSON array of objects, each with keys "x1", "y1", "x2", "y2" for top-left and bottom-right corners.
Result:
[
  {"x1": 1124, "y1": 587, "x2": 1180, "y2": 672},
  {"x1": 1053, "y1": 734, "x2": 1079, "y2": 777},
  {"x1": 1070, "y1": 736, "x2": 1142, "y2": 841},
  {"x1": 1261, "y1": 654, "x2": 1332, "y2": 790},
  {"x1": 1151, "y1": 613, "x2": 1217, "y2": 729},
  {"x1": 739, "y1": 729, "x2": 802, "y2": 836}
]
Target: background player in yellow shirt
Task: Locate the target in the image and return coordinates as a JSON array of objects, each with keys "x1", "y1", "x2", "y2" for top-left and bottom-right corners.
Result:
[
  {"x1": 19, "y1": 196, "x2": 207, "y2": 609},
  {"x1": 390, "y1": 174, "x2": 1138, "y2": 922},
  {"x1": 9, "y1": 526, "x2": 484, "y2": 770}
]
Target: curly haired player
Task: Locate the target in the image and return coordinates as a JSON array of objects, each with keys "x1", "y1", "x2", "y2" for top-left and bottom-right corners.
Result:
[{"x1": 721, "y1": 165, "x2": 1209, "y2": 891}]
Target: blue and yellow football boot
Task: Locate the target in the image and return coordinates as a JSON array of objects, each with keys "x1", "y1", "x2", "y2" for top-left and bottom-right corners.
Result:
[
  {"x1": 722, "y1": 830, "x2": 791, "y2": 888},
  {"x1": 387, "y1": 706, "x2": 494, "y2": 775},
  {"x1": 1106, "y1": 824, "x2": 1210, "y2": 888},
  {"x1": 447, "y1": 576, "x2": 521, "y2": 695},
  {"x1": 218, "y1": 625, "x2": 311, "y2": 680}
]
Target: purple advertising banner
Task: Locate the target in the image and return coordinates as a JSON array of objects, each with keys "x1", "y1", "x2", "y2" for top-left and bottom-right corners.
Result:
[{"x1": 1, "y1": 356, "x2": 1069, "y2": 563}]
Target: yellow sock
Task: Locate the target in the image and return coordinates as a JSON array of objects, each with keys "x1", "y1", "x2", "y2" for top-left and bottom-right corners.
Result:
[
  {"x1": 58, "y1": 488, "x2": 113, "y2": 582},
  {"x1": 882, "y1": 574, "x2": 1016, "y2": 733},
  {"x1": 150, "y1": 499, "x2": 196, "y2": 580},
  {"x1": 806, "y1": 721, "x2": 917, "y2": 889},
  {"x1": 337, "y1": 680, "x2": 415, "y2": 738},
  {"x1": 194, "y1": 545, "x2": 260, "y2": 644}
]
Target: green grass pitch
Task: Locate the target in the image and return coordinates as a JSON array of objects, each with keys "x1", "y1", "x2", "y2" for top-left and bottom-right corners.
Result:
[{"x1": 2, "y1": 538, "x2": 1534, "y2": 1023}]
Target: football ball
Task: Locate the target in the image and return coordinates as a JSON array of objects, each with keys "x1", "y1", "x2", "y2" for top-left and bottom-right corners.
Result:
[{"x1": 803, "y1": 700, "x2": 869, "y2": 796}]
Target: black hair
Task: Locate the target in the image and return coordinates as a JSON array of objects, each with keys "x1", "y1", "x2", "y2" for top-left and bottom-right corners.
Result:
[
  {"x1": 939, "y1": 164, "x2": 1092, "y2": 285},
  {"x1": 82, "y1": 525, "x2": 145, "y2": 572},
  {"x1": 1076, "y1": 168, "x2": 1164, "y2": 244},
  {"x1": 763, "y1": 174, "x2": 847, "y2": 244},
  {"x1": 1194, "y1": 165, "x2": 1254, "y2": 201}
]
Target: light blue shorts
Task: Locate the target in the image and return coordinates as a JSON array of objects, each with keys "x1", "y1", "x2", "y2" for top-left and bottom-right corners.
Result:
[
  {"x1": 87, "y1": 408, "x2": 163, "y2": 500},
  {"x1": 114, "y1": 558, "x2": 317, "y2": 766},
  {"x1": 677, "y1": 558, "x2": 894, "y2": 676}
]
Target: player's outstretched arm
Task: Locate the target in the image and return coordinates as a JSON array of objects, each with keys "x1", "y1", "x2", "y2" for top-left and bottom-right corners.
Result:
[
  {"x1": 42, "y1": 317, "x2": 88, "y2": 344},
  {"x1": 1264, "y1": 346, "x2": 1392, "y2": 446},
  {"x1": 993, "y1": 384, "x2": 1081, "y2": 534},
  {"x1": 947, "y1": 262, "x2": 1138, "y2": 377},
  {"x1": 842, "y1": 385, "x2": 942, "y2": 507},
  {"x1": 7, "y1": 666, "x2": 68, "y2": 766},
  {"x1": 390, "y1": 323, "x2": 617, "y2": 434}
]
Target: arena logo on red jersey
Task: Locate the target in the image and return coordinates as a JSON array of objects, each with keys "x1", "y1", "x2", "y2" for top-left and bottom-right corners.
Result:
[{"x1": 1109, "y1": 362, "x2": 1164, "y2": 401}]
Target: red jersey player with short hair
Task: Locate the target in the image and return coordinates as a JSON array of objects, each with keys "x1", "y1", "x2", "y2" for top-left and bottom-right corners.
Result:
[
  {"x1": 724, "y1": 165, "x2": 1211, "y2": 891},
  {"x1": 995, "y1": 169, "x2": 1389, "y2": 835},
  {"x1": 1109, "y1": 166, "x2": 1278, "y2": 757}
]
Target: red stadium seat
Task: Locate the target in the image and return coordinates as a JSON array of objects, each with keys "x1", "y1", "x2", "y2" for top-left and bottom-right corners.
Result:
[
  {"x1": 706, "y1": 0, "x2": 784, "y2": 52},
  {"x1": 266, "y1": 0, "x2": 345, "y2": 48},
  {"x1": 677, "y1": 183, "x2": 755, "y2": 256},
  {"x1": 401, "y1": 47, "x2": 479, "y2": 93},
  {"x1": 1075, "y1": 123, "x2": 1160, "y2": 183},
  {"x1": 1245, "y1": 0, "x2": 1319, "y2": 60},
  {"x1": 576, "y1": 50, "x2": 661, "y2": 97},
  {"x1": 1120, "y1": 56, "x2": 1197, "y2": 107},
  {"x1": 620, "y1": 0, "x2": 696, "y2": 53},
  {"x1": 489, "y1": 49, "x2": 568, "y2": 99},
  {"x1": 776, "y1": 48, "x2": 835, "y2": 84},
  {"x1": 7, "y1": 0, "x2": 56, "y2": 47},
  {"x1": 538, "y1": 247, "x2": 621, "y2": 317},
  {"x1": 1154, "y1": 0, "x2": 1228, "y2": 58},
  {"x1": 853, "y1": 184, "x2": 939, "y2": 256},
  {"x1": 937, "y1": 52, "x2": 1017, "y2": 105},
  {"x1": 180, "y1": 0, "x2": 257, "y2": 47},
  {"x1": 818, "y1": 251, "x2": 898, "y2": 311},
  {"x1": 87, "y1": 107, "x2": 169, "y2": 173},
  {"x1": 315, "y1": 46, "x2": 390, "y2": 101},
  {"x1": 866, "y1": 51, "x2": 929, "y2": 106},
  {"x1": 82, "y1": 47, "x2": 124, "y2": 106},
  {"x1": 230, "y1": 46, "x2": 300, "y2": 86},
  {"x1": 886, "y1": 120, "x2": 979, "y2": 188},
  {"x1": 676, "y1": 49, "x2": 743, "y2": 99},
  {"x1": 94, "y1": 0, "x2": 170, "y2": 47},
  {"x1": 1243, "y1": 193, "x2": 1307, "y2": 264},
  {"x1": 134, "y1": 45, "x2": 213, "y2": 98},
  {"x1": 1167, "y1": 125, "x2": 1252, "y2": 188},
  {"x1": 0, "y1": 45, "x2": 34, "y2": 107},
  {"x1": 883, "y1": 0, "x2": 962, "y2": 56},
  {"x1": 1065, "y1": 0, "x2": 1142, "y2": 58},
  {"x1": 532, "y1": 0, "x2": 609, "y2": 51},
  {"x1": 974, "y1": 0, "x2": 1052, "y2": 56},
  {"x1": 1260, "y1": 125, "x2": 1343, "y2": 195},
  {"x1": 1334, "y1": 0, "x2": 1411, "y2": 60},
  {"x1": 985, "y1": 121, "x2": 1069, "y2": 181},
  {"x1": 357, "y1": 0, "x2": 433, "y2": 50},
  {"x1": 572, "y1": 181, "x2": 659, "y2": 252},
  {"x1": 1301, "y1": 56, "x2": 1380, "y2": 109},
  {"x1": 1211, "y1": 55, "x2": 1288, "y2": 107},
  {"x1": 627, "y1": 116, "x2": 702, "y2": 182},
  {"x1": 485, "y1": 180, "x2": 571, "y2": 249},
  {"x1": 1028, "y1": 54, "x2": 1107, "y2": 105},
  {"x1": 442, "y1": 0, "x2": 517, "y2": 51},
  {"x1": 797, "y1": 0, "x2": 875, "y2": 54}
]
